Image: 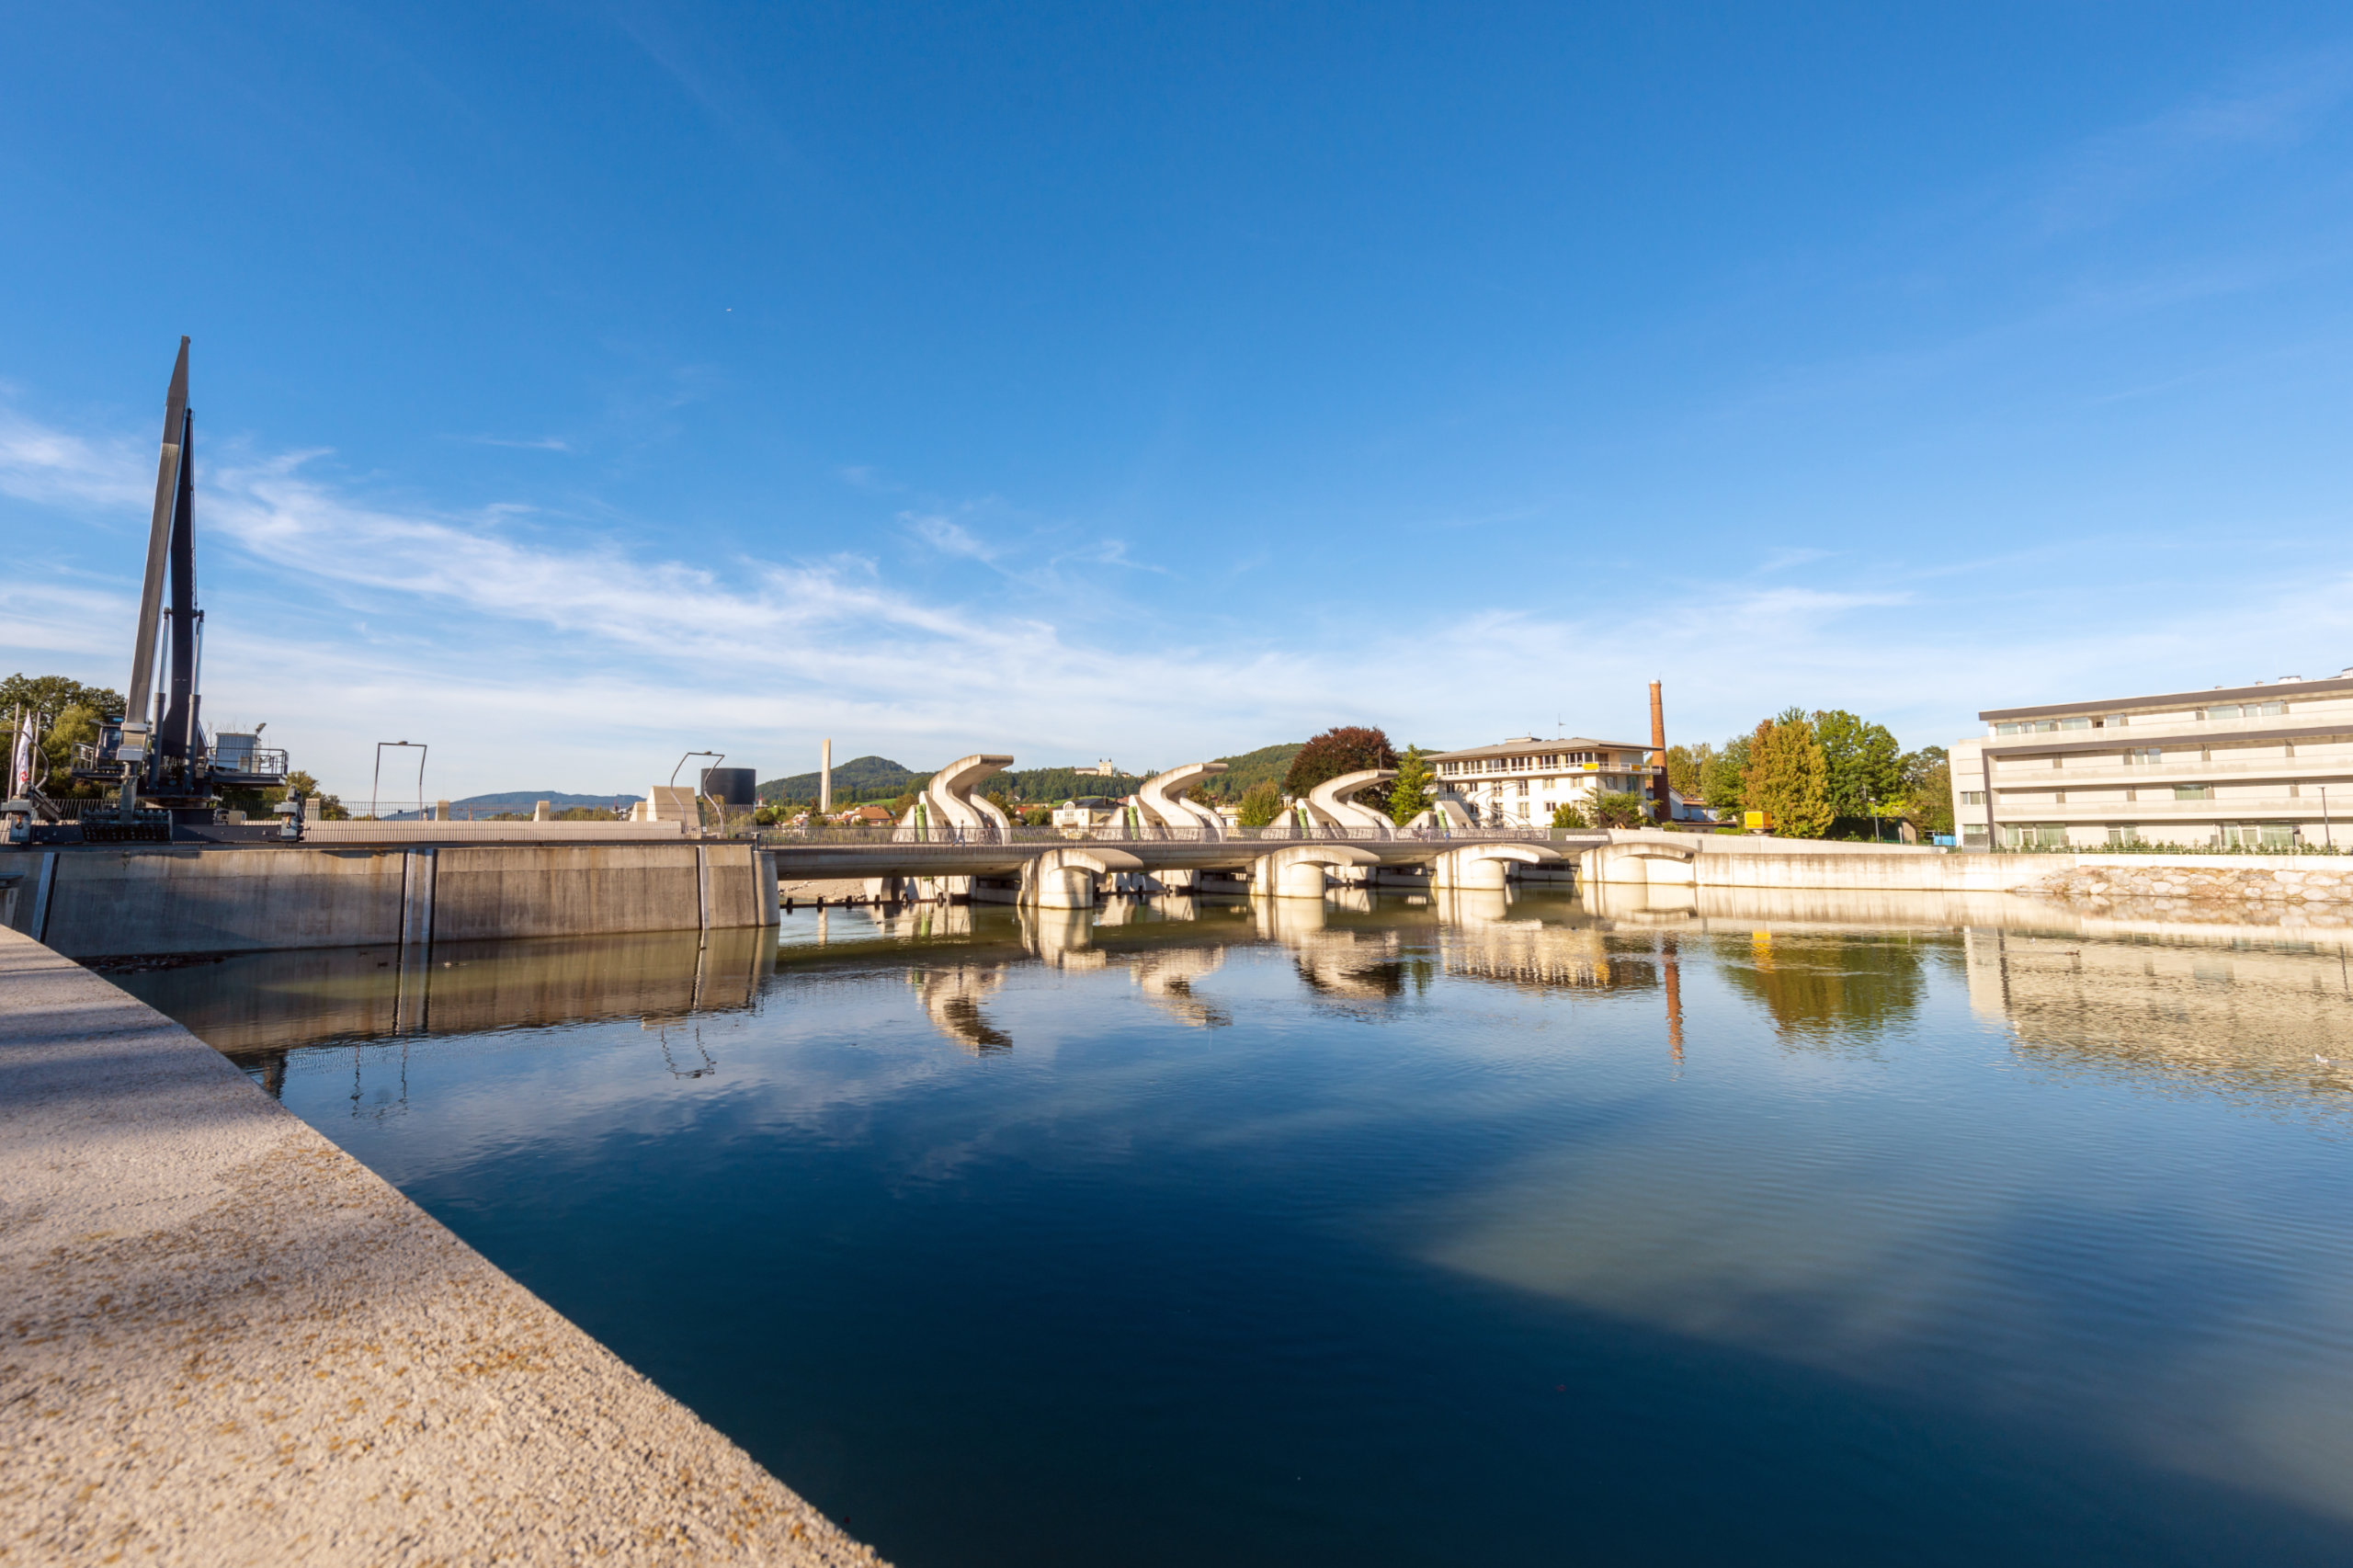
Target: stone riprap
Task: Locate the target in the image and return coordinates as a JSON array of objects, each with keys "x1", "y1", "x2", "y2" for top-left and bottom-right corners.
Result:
[
  {"x1": 0, "y1": 925, "x2": 881, "y2": 1567},
  {"x1": 2018, "y1": 858, "x2": 2353, "y2": 926}
]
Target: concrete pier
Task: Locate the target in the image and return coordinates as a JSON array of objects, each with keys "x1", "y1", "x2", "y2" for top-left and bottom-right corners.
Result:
[{"x1": 0, "y1": 924, "x2": 881, "y2": 1566}]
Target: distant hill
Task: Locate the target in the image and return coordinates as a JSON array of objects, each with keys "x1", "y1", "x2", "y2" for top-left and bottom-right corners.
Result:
[
  {"x1": 375, "y1": 790, "x2": 640, "y2": 821},
  {"x1": 754, "y1": 744, "x2": 1309, "y2": 810},
  {"x1": 758, "y1": 756, "x2": 928, "y2": 805},
  {"x1": 1202, "y1": 743, "x2": 1303, "y2": 799},
  {"x1": 1000, "y1": 767, "x2": 1150, "y2": 803}
]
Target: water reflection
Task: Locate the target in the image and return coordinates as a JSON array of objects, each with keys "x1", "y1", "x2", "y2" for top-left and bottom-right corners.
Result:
[
  {"x1": 114, "y1": 926, "x2": 775, "y2": 1091},
  {"x1": 105, "y1": 882, "x2": 2353, "y2": 1563},
  {"x1": 1718, "y1": 929, "x2": 1930, "y2": 1047},
  {"x1": 912, "y1": 965, "x2": 1013, "y2": 1054},
  {"x1": 109, "y1": 888, "x2": 2353, "y2": 1106},
  {"x1": 1965, "y1": 926, "x2": 2353, "y2": 1106}
]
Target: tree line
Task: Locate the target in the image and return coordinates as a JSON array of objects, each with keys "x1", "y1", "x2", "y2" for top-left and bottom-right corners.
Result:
[{"x1": 1667, "y1": 709, "x2": 1951, "y2": 839}]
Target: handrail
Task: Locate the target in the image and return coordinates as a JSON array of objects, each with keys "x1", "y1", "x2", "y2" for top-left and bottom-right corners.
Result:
[{"x1": 753, "y1": 823, "x2": 1569, "y2": 847}]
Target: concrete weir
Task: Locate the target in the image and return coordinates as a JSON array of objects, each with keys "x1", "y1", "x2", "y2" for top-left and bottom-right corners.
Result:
[
  {"x1": 3, "y1": 840, "x2": 779, "y2": 959},
  {"x1": 0, "y1": 924, "x2": 879, "y2": 1565}
]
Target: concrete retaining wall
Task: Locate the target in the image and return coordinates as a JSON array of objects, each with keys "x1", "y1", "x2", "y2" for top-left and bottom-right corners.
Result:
[
  {"x1": 1583, "y1": 832, "x2": 2352, "y2": 913},
  {"x1": 1, "y1": 843, "x2": 779, "y2": 958}
]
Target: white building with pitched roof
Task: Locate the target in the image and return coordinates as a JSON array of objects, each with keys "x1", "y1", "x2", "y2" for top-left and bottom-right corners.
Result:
[{"x1": 1426, "y1": 736, "x2": 1658, "y2": 828}]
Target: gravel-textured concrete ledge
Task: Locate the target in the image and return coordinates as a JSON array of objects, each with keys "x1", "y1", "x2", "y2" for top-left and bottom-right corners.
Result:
[
  {"x1": 2020, "y1": 858, "x2": 2353, "y2": 926},
  {"x1": 0, "y1": 925, "x2": 882, "y2": 1566}
]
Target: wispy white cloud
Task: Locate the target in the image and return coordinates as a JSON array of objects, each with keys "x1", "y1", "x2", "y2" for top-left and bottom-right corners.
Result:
[
  {"x1": 0, "y1": 408, "x2": 151, "y2": 512},
  {"x1": 2030, "y1": 48, "x2": 2353, "y2": 238},
  {"x1": 3, "y1": 399, "x2": 2347, "y2": 798}
]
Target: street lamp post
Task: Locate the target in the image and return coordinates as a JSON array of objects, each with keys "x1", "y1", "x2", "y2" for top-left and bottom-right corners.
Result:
[{"x1": 371, "y1": 741, "x2": 427, "y2": 823}]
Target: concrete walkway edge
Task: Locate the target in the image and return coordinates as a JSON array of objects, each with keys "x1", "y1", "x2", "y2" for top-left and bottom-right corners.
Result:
[{"x1": 0, "y1": 925, "x2": 882, "y2": 1566}]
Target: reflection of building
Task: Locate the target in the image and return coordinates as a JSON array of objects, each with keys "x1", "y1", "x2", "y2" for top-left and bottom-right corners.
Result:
[
  {"x1": 1963, "y1": 926, "x2": 2353, "y2": 1105},
  {"x1": 1949, "y1": 671, "x2": 2353, "y2": 851},
  {"x1": 1438, "y1": 903, "x2": 1658, "y2": 993},
  {"x1": 1427, "y1": 736, "x2": 1658, "y2": 827}
]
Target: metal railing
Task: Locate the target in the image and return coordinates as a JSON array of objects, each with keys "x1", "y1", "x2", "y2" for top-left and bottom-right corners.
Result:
[
  {"x1": 750, "y1": 822, "x2": 1571, "y2": 847},
  {"x1": 67, "y1": 740, "x2": 290, "y2": 782}
]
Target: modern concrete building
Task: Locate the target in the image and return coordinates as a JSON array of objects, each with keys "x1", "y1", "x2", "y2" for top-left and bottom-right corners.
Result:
[
  {"x1": 1427, "y1": 737, "x2": 1657, "y2": 828},
  {"x1": 1949, "y1": 669, "x2": 2353, "y2": 851}
]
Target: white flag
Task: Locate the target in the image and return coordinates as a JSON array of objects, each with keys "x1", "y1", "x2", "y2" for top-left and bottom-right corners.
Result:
[{"x1": 9, "y1": 715, "x2": 31, "y2": 798}]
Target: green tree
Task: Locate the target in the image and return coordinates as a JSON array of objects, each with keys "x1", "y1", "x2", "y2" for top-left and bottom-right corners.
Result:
[
  {"x1": 1813, "y1": 709, "x2": 1904, "y2": 821},
  {"x1": 1665, "y1": 743, "x2": 1710, "y2": 801},
  {"x1": 1, "y1": 673, "x2": 126, "y2": 724},
  {"x1": 1236, "y1": 778, "x2": 1285, "y2": 828},
  {"x1": 1550, "y1": 801, "x2": 1590, "y2": 829},
  {"x1": 1901, "y1": 746, "x2": 1954, "y2": 835},
  {"x1": 1386, "y1": 744, "x2": 1435, "y2": 825},
  {"x1": 1593, "y1": 790, "x2": 1653, "y2": 828},
  {"x1": 1281, "y1": 726, "x2": 1398, "y2": 799},
  {"x1": 34, "y1": 705, "x2": 102, "y2": 794},
  {"x1": 1701, "y1": 733, "x2": 1751, "y2": 816},
  {"x1": 1743, "y1": 712, "x2": 1833, "y2": 837}
]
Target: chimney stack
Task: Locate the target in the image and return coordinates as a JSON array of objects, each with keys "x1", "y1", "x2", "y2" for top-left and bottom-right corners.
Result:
[
  {"x1": 1648, "y1": 681, "x2": 1669, "y2": 813},
  {"x1": 820, "y1": 738, "x2": 833, "y2": 815}
]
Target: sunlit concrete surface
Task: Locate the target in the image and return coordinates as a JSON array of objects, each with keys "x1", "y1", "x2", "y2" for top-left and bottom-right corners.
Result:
[{"x1": 0, "y1": 924, "x2": 881, "y2": 1567}]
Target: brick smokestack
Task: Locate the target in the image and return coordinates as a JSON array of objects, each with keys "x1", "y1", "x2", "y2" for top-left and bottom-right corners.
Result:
[{"x1": 1648, "y1": 681, "x2": 1668, "y2": 815}]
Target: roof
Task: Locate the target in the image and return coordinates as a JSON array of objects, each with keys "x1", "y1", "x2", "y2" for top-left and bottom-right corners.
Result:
[
  {"x1": 1426, "y1": 736, "x2": 1654, "y2": 762},
  {"x1": 1979, "y1": 672, "x2": 2353, "y2": 722}
]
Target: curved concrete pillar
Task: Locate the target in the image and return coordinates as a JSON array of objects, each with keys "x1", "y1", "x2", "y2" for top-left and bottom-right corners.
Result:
[
  {"x1": 1249, "y1": 842, "x2": 1381, "y2": 900},
  {"x1": 922, "y1": 754, "x2": 1015, "y2": 839},
  {"x1": 1304, "y1": 769, "x2": 1396, "y2": 837},
  {"x1": 1429, "y1": 842, "x2": 1560, "y2": 892},
  {"x1": 1434, "y1": 797, "x2": 1474, "y2": 830},
  {"x1": 1137, "y1": 762, "x2": 1228, "y2": 838}
]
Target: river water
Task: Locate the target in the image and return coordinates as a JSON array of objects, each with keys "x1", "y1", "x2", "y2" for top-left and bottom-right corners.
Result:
[{"x1": 115, "y1": 887, "x2": 2353, "y2": 1567}]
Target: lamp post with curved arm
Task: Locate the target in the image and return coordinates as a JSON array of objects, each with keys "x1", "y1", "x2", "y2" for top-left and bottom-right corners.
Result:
[{"x1": 372, "y1": 741, "x2": 426, "y2": 823}]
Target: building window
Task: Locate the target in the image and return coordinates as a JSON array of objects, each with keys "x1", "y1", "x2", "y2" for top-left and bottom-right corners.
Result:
[
  {"x1": 2002, "y1": 823, "x2": 2070, "y2": 849},
  {"x1": 2107, "y1": 825, "x2": 2139, "y2": 846},
  {"x1": 2060, "y1": 717, "x2": 2091, "y2": 731},
  {"x1": 2123, "y1": 748, "x2": 2160, "y2": 765},
  {"x1": 1962, "y1": 825, "x2": 1989, "y2": 846},
  {"x1": 2175, "y1": 785, "x2": 2212, "y2": 801},
  {"x1": 1960, "y1": 791, "x2": 1985, "y2": 806}
]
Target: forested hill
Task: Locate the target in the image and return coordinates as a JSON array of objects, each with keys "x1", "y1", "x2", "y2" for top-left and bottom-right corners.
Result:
[
  {"x1": 1000, "y1": 767, "x2": 1148, "y2": 802},
  {"x1": 1203, "y1": 743, "x2": 1302, "y2": 799},
  {"x1": 758, "y1": 756, "x2": 926, "y2": 804},
  {"x1": 756, "y1": 743, "x2": 1306, "y2": 807}
]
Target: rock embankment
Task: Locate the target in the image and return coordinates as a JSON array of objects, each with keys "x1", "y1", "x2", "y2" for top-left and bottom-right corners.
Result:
[{"x1": 2019, "y1": 859, "x2": 2352, "y2": 926}]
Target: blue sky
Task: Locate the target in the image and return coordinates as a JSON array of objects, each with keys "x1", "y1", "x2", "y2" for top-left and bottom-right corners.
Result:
[{"x1": 4, "y1": 4, "x2": 2351, "y2": 799}]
